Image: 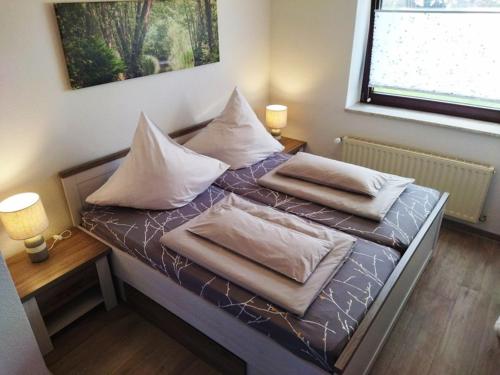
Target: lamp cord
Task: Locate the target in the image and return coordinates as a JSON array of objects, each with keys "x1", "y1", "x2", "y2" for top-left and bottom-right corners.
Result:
[{"x1": 48, "y1": 229, "x2": 72, "y2": 251}]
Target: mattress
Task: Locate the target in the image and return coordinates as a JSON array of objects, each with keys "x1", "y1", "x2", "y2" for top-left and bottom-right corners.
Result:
[
  {"x1": 81, "y1": 185, "x2": 400, "y2": 372},
  {"x1": 214, "y1": 153, "x2": 441, "y2": 252}
]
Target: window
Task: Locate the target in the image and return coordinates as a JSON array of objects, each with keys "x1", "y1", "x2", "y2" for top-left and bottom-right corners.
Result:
[{"x1": 361, "y1": 0, "x2": 500, "y2": 123}]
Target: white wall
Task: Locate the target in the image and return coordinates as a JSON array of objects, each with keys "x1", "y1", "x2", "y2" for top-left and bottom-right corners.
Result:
[
  {"x1": 0, "y1": 255, "x2": 49, "y2": 374},
  {"x1": 0, "y1": 0, "x2": 271, "y2": 257},
  {"x1": 270, "y1": 0, "x2": 500, "y2": 235}
]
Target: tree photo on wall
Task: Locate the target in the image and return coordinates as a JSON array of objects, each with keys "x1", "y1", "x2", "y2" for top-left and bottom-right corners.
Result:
[{"x1": 54, "y1": 0, "x2": 220, "y2": 89}]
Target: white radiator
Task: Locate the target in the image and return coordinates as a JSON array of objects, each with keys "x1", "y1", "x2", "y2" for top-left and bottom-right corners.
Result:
[{"x1": 341, "y1": 137, "x2": 495, "y2": 223}]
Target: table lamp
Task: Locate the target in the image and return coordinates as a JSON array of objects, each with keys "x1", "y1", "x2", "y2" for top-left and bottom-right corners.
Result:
[
  {"x1": 0, "y1": 193, "x2": 49, "y2": 263},
  {"x1": 266, "y1": 104, "x2": 288, "y2": 139}
]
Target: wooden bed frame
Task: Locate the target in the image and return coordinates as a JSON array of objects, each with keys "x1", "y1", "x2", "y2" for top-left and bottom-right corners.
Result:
[{"x1": 59, "y1": 121, "x2": 449, "y2": 375}]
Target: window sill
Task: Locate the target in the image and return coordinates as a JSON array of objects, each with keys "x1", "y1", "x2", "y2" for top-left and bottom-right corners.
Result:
[{"x1": 345, "y1": 103, "x2": 500, "y2": 138}]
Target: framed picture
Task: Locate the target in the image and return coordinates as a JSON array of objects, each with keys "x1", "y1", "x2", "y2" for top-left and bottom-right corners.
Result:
[{"x1": 54, "y1": 0, "x2": 220, "y2": 89}]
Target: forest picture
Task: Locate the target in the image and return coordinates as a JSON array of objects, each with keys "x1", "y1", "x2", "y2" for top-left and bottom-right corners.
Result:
[{"x1": 54, "y1": 0, "x2": 219, "y2": 89}]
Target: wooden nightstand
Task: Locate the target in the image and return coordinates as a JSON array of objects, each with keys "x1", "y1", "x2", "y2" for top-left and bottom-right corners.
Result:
[
  {"x1": 6, "y1": 227, "x2": 117, "y2": 355},
  {"x1": 280, "y1": 137, "x2": 307, "y2": 154}
]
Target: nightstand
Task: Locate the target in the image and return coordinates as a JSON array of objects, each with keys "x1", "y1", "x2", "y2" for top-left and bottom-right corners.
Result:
[
  {"x1": 280, "y1": 137, "x2": 307, "y2": 155},
  {"x1": 6, "y1": 227, "x2": 117, "y2": 355}
]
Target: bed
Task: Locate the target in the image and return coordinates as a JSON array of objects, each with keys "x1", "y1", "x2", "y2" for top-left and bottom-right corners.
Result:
[{"x1": 59, "y1": 121, "x2": 448, "y2": 375}]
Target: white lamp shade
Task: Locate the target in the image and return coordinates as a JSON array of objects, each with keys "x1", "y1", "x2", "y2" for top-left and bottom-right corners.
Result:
[
  {"x1": 266, "y1": 105, "x2": 288, "y2": 130},
  {"x1": 0, "y1": 193, "x2": 49, "y2": 240}
]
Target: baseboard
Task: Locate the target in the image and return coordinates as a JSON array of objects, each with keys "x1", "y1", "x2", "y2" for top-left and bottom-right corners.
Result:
[{"x1": 443, "y1": 219, "x2": 500, "y2": 242}]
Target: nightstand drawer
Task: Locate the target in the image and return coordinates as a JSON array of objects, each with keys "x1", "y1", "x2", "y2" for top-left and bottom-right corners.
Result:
[{"x1": 37, "y1": 263, "x2": 99, "y2": 317}]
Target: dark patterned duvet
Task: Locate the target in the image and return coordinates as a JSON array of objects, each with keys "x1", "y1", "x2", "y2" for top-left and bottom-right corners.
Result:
[
  {"x1": 82, "y1": 186, "x2": 400, "y2": 372},
  {"x1": 215, "y1": 153, "x2": 441, "y2": 252}
]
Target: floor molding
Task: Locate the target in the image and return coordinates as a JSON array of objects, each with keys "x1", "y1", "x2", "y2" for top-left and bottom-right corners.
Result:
[{"x1": 442, "y1": 219, "x2": 500, "y2": 242}]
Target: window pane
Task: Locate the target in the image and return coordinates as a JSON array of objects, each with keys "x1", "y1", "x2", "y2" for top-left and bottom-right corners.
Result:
[
  {"x1": 369, "y1": 12, "x2": 500, "y2": 105},
  {"x1": 382, "y1": 0, "x2": 500, "y2": 10}
]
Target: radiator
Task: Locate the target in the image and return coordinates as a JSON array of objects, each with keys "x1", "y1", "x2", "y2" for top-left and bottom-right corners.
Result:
[{"x1": 341, "y1": 137, "x2": 495, "y2": 223}]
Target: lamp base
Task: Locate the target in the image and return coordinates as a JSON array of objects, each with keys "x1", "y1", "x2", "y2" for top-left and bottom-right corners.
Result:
[
  {"x1": 25, "y1": 235, "x2": 49, "y2": 263},
  {"x1": 270, "y1": 128, "x2": 282, "y2": 140}
]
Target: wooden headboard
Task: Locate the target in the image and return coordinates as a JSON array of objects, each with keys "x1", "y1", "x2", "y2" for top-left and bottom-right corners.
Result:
[{"x1": 59, "y1": 119, "x2": 211, "y2": 226}]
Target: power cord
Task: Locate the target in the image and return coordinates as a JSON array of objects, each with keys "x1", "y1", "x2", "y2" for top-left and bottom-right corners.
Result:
[{"x1": 48, "y1": 229, "x2": 72, "y2": 251}]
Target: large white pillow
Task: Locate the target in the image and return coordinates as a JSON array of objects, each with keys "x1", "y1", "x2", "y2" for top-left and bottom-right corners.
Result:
[
  {"x1": 184, "y1": 88, "x2": 284, "y2": 169},
  {"x1": 86, "y1": 113, "x2": 229, "y2": 210}
]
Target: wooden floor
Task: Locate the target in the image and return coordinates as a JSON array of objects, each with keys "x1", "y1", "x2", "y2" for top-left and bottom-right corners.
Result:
[
  {"x1": 371, "y1": 226, "x2": 500, "y2": 375},
  {"x1": 45, "y1": 227, "x2": 500, "y2": 375},
  {"x1": 44, "y1": 305, "x2": 220, "y2": 375}
]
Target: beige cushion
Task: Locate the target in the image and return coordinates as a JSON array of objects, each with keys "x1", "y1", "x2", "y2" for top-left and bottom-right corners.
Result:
[
  {"x1": 184, "y1": 87, "x2": 284, "y2": 169},
  {"x1": 188, "y1": 204, "x2": 333, "y2": 283},
  {"x1": 258, "y1": 166, "x2": 414, "y2": 222},
  {"x1": 86, "y1": 113, "x2": 229, "y2": 210},
  {"x1": 277, "y1": 152, "x2": 387, "y2": 197},
  {"x1": 161, "y1": 194, "x2": 356, "y2": 316}
]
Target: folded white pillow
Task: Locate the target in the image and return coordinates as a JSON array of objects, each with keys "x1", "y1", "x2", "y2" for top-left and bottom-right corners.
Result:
[
  {"x1": 86, "y1": 113, "x2": 229, "y2": 210},
  {"x1": 277, "y1": 152, "x2": 387, "y2": 197},
  {"x1": 183, "y1": 87, "x2": 284, "y2": 170}
]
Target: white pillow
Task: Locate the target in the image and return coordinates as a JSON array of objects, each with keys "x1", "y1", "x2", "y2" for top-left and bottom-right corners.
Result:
[
  {"x1": 86, "y1": 113, "x2": 229, "y2": 210},
  {"x1": 184, "y1": 87, "x2": 284, "y2": 169},
  {"x1": 277, "y1": 152, "x2": 387, "y2": 197}
]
